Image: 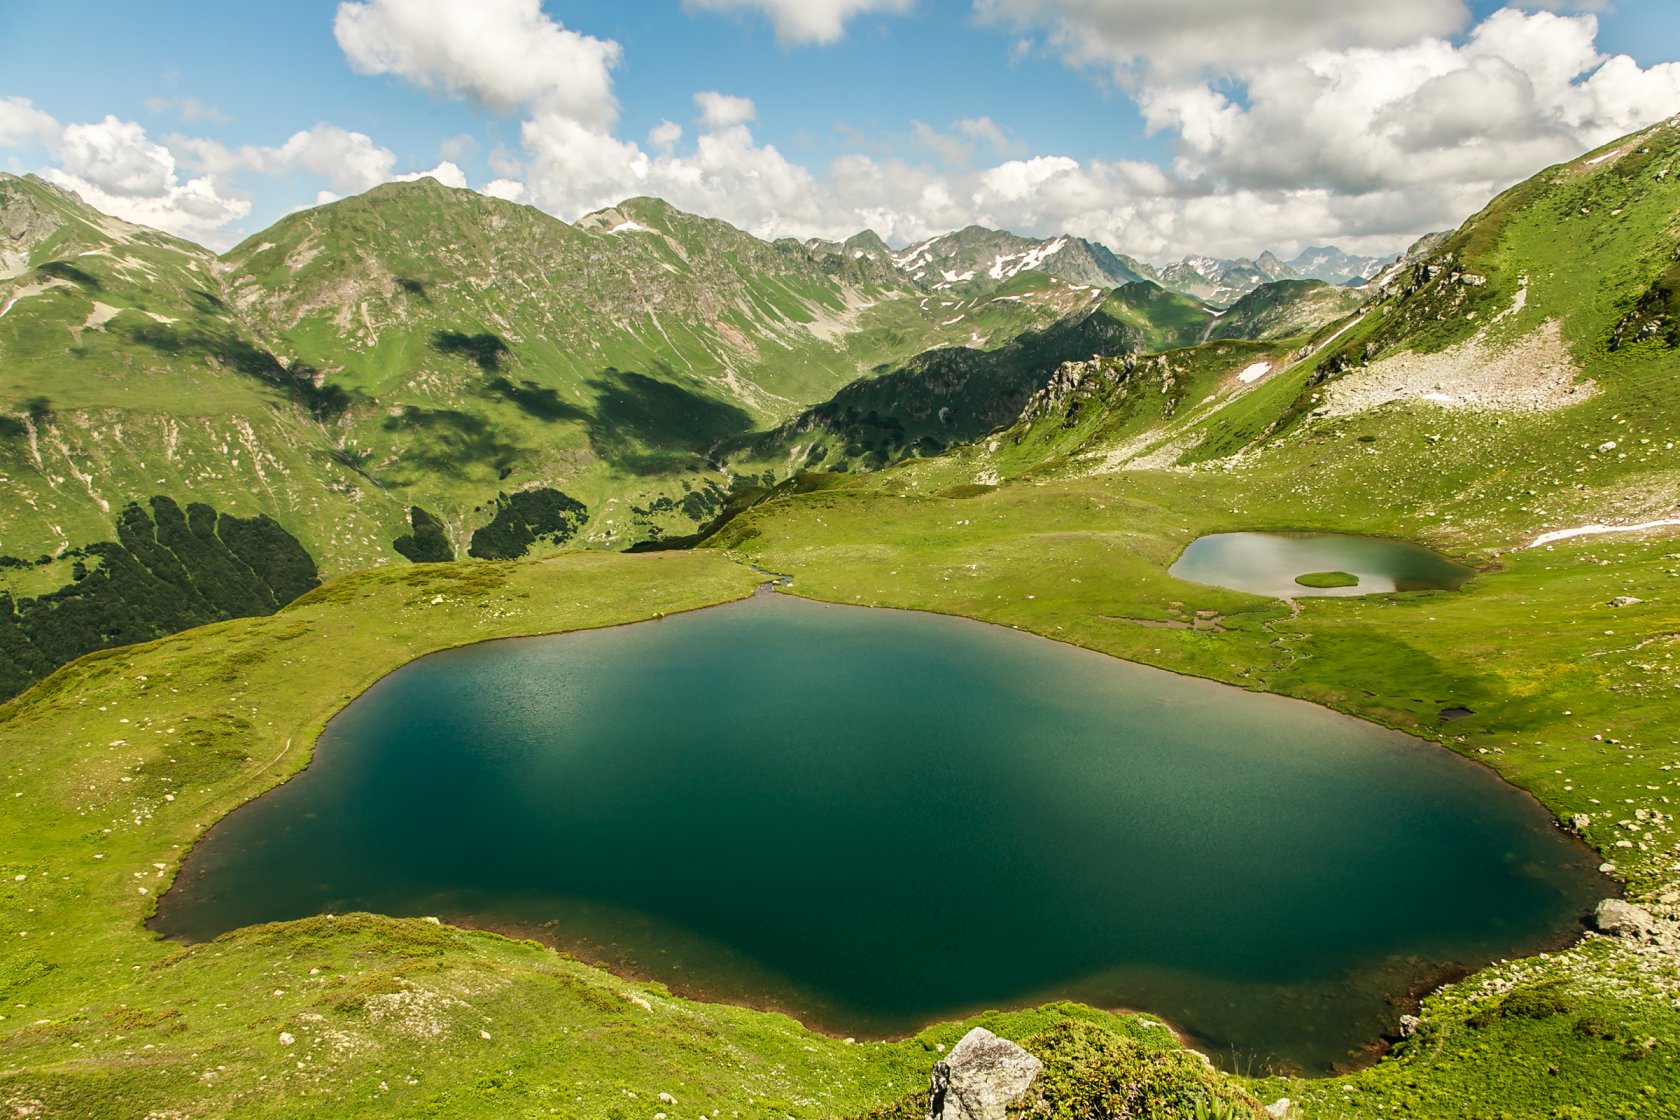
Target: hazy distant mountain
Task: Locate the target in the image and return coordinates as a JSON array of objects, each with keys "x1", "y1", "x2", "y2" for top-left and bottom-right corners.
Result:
[
  {"x1": 854, "y1": 225, "x2": 1154, "y2": 294},
  {"x1": 1288, "y1": 245, "x2": 1392, "y2": 286}
]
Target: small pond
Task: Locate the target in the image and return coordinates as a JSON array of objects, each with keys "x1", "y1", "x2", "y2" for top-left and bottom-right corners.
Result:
[
  {"x1": 1170, "y1": 531, "x2": 1476, "y2": 598},
  {"x1": 154, "y1": 594, "x2": 1601, "y2": 1073}
]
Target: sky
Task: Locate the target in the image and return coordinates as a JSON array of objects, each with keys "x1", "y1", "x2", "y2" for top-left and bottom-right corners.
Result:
[{"x1": 3, "y1": 0, "x2": 1680, "y2": 262}]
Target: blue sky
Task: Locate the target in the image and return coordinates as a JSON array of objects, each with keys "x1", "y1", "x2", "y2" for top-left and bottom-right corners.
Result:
[{"x1": 4, "y1": 1, "x2": 1680, "y2": 259}]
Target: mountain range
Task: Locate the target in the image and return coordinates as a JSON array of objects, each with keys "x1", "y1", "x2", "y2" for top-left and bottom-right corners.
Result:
[
  {"x1": 4, "y1": 107, "x2": 1668, "y2": 699},
  {"x1": 810, "y1": 224, "x2": 1396, "y2": 305}
]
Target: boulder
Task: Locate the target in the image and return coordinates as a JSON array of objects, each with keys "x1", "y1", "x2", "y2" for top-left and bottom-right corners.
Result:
[
  {"x1": 1595, "y1": 898, "x2": 1657, "y2": 938},
  {"x1": 926, "y1": 1028, "x2": 1041, "y2": 1120}
]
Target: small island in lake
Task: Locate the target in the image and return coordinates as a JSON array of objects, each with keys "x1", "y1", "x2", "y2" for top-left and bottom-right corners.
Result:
[{"x1": 1295, "y1": 570, "x2": 1360, "y2": 589}]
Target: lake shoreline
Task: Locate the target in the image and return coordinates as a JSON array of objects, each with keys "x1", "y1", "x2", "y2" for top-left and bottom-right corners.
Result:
[{"x1": 150, "y1": 579, "x2": 1612, "y2": 1078}]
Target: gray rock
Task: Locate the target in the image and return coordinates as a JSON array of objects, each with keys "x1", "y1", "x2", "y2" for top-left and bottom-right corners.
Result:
[
  {"x1": 1609, "y1": 596, "x2": 1643, "y2": 608},
  {"x1": 1595, "y1": 898, "x2": 1657, "y2": 937},
  {"x1": 926, "y1": 1028, "x2": 1041, "y2": 1120}
]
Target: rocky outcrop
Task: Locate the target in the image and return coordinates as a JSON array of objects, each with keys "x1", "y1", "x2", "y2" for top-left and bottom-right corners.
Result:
[
  {"x1": 1595, "y1": 898, "x2": 1658, "y2": 938},
  {"x1": 926, "y1": 1028, "x2": 1041, "y2": 1120}
]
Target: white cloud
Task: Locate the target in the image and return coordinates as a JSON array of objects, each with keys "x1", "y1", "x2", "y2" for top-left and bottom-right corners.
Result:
[
  {"x1": 181, "y1": 124, "x2": 401, "y2": 194},
  {"x1": 483, "y1": 178, "x2": 526, "y2": 202},
  {"x1": 683, "y1": 0, "x2": 914, "y2": 46},
  {"x1": 37, "y1": 116, "x2": 250, "y2": 243},
  {"x1": 334, "y1": 0, "x2": 621, "y2": 124},
  {"x1": 0, "y1": 96, "x2": 61, "y2": 149},
  {"x1": 273, "y1": 125, "x2": 401, "y2": 192},
  {"x1": 695, "y1": 92, "x2": 757, "y2": 129},
  {"x1": 56, "y1": 116, "x2": 176, "y2": 197},
  {"x1": 649, "y1": 120, "x2": 684, "y2": 153},
  {"x1": 144, "y1": 96, "x2": 232, "y2": 125},
  {"x1": 956, "y1": 116, "x2": 1015, "y2": 153},
  {"x1": 395, "y1": 159, "x2": 469, "y2": 188},
  {"x1": 1134, "y1": 10, "x2": 1680, "y2": 200},
  {"x1": 975, "y1": 0, "x2": 1469, "y2": 81}
]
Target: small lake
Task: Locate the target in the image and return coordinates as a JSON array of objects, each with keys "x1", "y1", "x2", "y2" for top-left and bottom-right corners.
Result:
[
  {"x1": 155, "y1": 594, "x2": 1602, "y2": 1072},
  {"x1": 1170, "y1": 532, "x2": 1476, "y2": 598}
]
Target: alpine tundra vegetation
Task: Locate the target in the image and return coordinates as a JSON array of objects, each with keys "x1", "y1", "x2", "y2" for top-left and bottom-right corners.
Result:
[{"x1": 5, "y1": 2, "x2": 1680, "y2": 1118}]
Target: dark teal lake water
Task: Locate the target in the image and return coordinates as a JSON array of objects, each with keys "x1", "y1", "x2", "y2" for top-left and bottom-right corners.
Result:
[
  {"x1": 1171, "y1": 532, "x2": 1476, "y2": 598},
  {"x1": 155, "y1": 594, "x2": 1603, "y2": 1072}
]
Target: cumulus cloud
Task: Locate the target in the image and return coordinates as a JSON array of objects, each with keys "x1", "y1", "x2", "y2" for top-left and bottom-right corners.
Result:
[
  {"x1": 976, "y1": 0, "x2": 1469, "y2": 81},
  {"x1": 179, "y1": 124, "x2": 401, "y2": 194},
  {"x1": 0, "y1": 96, "x2": 61, "y2": 149},
  {"x1": 30, "y1": 116, "x2": 251, "y2": 242},
  {"x1": 877, "y1": 5, "x2": 1680, "y2": 257},
  {"x1": 483, "y1": 178, "x2": 526, "y2": 202},
  {"x1": 1136, "y1": 10, "x2": 1680, "y2": 198},
  {"x1": 649, "y1": 120, "x2": 684, "y2": 154},
  {"x1": 683, "y1": 0, "x2": 914, "y2": 46},
  {"x1": 395, "y1": 159, "x2": 468, "y2": 188},
  {"x1": 695, "y1": 92, "x2": 757, "y2": 129},
  {"x1": 334, "y1": 0, "x2": 621, "y2": 123}
]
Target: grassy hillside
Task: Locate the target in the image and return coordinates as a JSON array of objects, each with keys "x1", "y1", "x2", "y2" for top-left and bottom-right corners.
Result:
[
  {"x1": 1207, "y1": 280, "x2": 1365, "y2": 343},
  {"x1": 0, "y1": 175, "x2": 1095, "y2": 584},
  {"x1": 728, "y1": 280, "x2": 1236, "y2": 476}
]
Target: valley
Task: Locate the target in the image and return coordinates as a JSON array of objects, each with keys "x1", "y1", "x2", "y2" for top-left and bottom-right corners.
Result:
[{"x1": 2, "y1": 107, "x2": 1679, "y2": 1120}]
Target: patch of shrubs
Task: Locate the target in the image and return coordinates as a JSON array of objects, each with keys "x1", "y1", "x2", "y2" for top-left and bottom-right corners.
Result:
[
  {"x1": 468, "y1": 488, "x2": 588, "y2": 560},
  {"x1": 0, "y1": 496, "x2": 319, "y2": 700},
  {"x1": 1468, "y1": 980, "x2": 1577, "y2": 1029},
  {"x1": 393, "y1": 506, "x2": 454, "y2": 563}
]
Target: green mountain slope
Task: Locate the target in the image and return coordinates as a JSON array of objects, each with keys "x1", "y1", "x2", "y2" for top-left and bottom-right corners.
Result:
[
  {"x1": 728, "y1": 280, "x2": 1222, "y2": 474},
  {"x1": 0, "y1": 175, "x2": 392, "y2": 575},
  {"x1": 1, "y1": 176, "x2": 1092, "y2": 574},
  {"x1": 1206, "y1": 279, "x2": 1365, "y2": 342},
  {"x1": 879, "y1": 225, "x2": 1153, "y2": 295}
]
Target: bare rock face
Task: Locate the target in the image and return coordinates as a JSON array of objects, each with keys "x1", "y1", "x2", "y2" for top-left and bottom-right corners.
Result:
[
  {"x1": 926, "y1": 1028, "x2": 1042, "y2": 1120},
  {"x1": 1595, "y1": 898, "x2": 1657, "y2": 938}
]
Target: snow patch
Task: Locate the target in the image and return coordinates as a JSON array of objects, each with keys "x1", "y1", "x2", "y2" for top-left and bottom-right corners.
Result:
[
  {"x1": 892, "y1": 237, "x2": 940, "y2": 273},
  {"x1": 1527, "y1": 519, "x2": 1680, "y2": 549},
  {"x1": 1236, "y1": 362, "x2": 1271, "y2": 384},
  {"x1": 607, "y1": 220, "x2": 652, "y2": 235},
  {"x1": 987, "y1": 238, "x2": 1067, "y2": 282},
  {"x1": 1585, "y1": 148, "x2": 1626, "y2": 166}
]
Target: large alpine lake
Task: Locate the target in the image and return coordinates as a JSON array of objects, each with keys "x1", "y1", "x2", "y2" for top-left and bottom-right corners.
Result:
[{"x1": 156, "y1": 594, "x2": 1604, "y2": 1072}]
